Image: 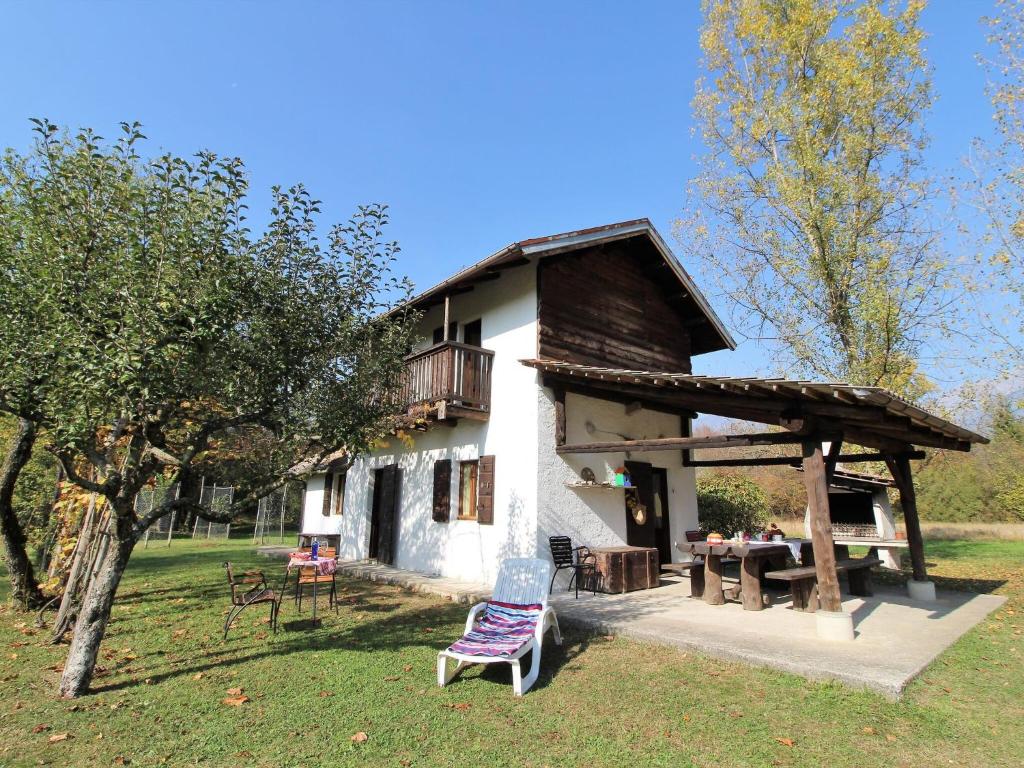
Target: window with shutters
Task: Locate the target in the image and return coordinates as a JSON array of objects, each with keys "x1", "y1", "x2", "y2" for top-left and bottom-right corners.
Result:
[
  {"x1": 321, "y1": 472, "x2": 345, "y2": 517},
  {"x1": 458, "y1": 460, "x2": 478, "y2": 521},
  {"x1": 432, "y1": 459, "x2": 452, "y2": 523}
]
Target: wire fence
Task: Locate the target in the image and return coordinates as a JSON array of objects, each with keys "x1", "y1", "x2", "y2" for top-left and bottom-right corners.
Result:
[
  {"x1": 253, "y1": 486, "x2": 289, "y2": 544},
  {"x1": 137, "y1": 480, "x2": 180, "y2": 548}
]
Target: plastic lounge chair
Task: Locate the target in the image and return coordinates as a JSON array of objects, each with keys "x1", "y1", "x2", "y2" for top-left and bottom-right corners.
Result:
[
  {"x1": 223, "y1": 562, "x2": 280, "y2": 640},
  {"x1": 437, "y1": 558, "x2": 562, "y2": 696}
]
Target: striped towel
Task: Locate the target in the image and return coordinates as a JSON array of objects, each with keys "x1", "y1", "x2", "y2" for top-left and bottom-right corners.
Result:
[{"x1": 447, "y1": 601, "x2": 542, "y2": 657}]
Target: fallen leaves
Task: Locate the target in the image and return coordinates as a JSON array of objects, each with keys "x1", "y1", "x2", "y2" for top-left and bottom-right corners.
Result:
[
  {"x1": 383, "y1": 675, "x2": 400, "y2": 682},
  {"x1": 350, "y1": 731, "x2": 368, "y2": 743},
  {"x1": 318, "y1": 690, "x2": 333, "y2": 698},
  {"x1": 171, "y1": 629, "x2": 187, "y2": 639},
  {"x1": 774, "y1": 737, "x2": 795, "y2": 747},
  {"x1": 222, "y1": 696, "x2": 249, "y2": 707},
  {"x1": 226, "y1": 687, "x2": 244, "y2": 696},
  {"x1": 31, "y1": 724, "x2": 50, "y2": 734},
  {"x1": 192, "y1": 672, "x2": 204, "y2": 681},
  {"x1": 402, "y1": 664, "x2": 413, "y2": 672},
  {"x1": 48, "y1": 732, "x2": 70, "y2": 743}
]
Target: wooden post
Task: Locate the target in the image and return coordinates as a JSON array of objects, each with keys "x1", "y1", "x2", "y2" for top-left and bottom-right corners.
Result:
[
  {"x1": 442, "y1": 295, "x2": 450, "y2": 341},
  {"x1": 885, "y1": 455, "x2": 928, "y2": 582},
  {"x1": 801, "y1": 441, "x2": 842, "y2": 613},
  {"x1": 553, "y1": 386, "x2": 566, "y2": 447}
]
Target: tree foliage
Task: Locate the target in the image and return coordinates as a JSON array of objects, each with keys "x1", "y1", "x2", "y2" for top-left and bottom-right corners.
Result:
[
  {"x1": 972, "y1": 0, "x2": 1024, "y2": 363},
  {"x1": 915, "y1": 394, "x2": 1024, "y2": 523},
  {"x1": 679, "y1": 0, "x2": 958, "y2": 397},
  {"x1": 0, "y1": 119, "x2": 418, "y2": 695},
  {"x1": 695, "y1": 473, "x2": 771, "y2": 535}
]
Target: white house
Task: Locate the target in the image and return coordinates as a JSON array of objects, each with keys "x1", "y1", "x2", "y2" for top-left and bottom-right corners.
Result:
[{"x1": 298, "y1": 218, "x2": 736, "y2": 586}]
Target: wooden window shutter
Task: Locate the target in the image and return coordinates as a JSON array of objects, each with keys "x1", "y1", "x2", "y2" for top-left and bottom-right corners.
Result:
[
  {"x1": 321, "y1": 472, "x2": 334, "y2": 517},
  {"x1": 476, "y1": 455, "x2": 495, "y2": 525},
  {"x1": 432, "y1": 460, "x2": 451, "y2": 523}
]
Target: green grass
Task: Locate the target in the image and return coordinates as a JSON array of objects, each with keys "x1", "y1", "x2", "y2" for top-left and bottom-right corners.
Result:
[{"x1": 0, "y1": 537, "x2": 1021, "y2": 768}]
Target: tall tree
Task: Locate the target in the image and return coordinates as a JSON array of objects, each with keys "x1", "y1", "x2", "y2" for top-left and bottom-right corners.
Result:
[
  {"x1": 0, "y1": 120, "x2": 417, "y2": 697},
  {"x1": 679, "y1": 0, "x2": 957, "y2": 397},
  {"x1": 973, "y1": 0, "x2": 1024, "y2": 362}
]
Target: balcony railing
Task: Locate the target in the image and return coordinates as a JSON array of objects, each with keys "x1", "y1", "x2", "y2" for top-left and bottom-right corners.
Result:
[{"x1": 402, "y1": 341, "x2": 494, "y2": 418}]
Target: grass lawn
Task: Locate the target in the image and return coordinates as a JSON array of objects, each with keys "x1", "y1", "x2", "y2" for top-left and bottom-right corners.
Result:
[{"x1": 0, "y1": 537, "x2": 1021, "y2": 768}]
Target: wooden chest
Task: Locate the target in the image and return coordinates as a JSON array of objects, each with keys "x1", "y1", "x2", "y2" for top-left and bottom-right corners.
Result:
[{"x1": 593, "y1": 546, "x2": 660, "y2": 593}]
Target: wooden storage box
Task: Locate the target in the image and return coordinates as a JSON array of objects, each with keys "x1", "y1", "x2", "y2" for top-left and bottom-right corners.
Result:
[{"x1": 593, "y1": 546, "x2": 660, "y2": 593}]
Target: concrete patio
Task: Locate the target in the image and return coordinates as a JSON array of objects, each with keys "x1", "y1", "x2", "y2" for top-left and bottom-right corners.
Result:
[
  {"x1": 549, "y1": 573, "x2": 1005, "y2": 698},
  {"x1": 255, "y1": 547, "x2": 1004, "y2": 698}
]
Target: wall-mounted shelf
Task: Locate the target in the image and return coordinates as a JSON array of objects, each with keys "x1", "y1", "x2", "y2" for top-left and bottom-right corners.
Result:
[{"x1": 565, "y1": 482, "x2": 637, "y2": 490}]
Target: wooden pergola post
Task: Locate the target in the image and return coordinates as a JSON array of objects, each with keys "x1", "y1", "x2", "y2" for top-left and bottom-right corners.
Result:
[
  {"x1": 801, "y1": 441, "x2": 842, "y2": 613},
  {"x1": 885, "y1": 454, "x2": 934, "y2": 599}
]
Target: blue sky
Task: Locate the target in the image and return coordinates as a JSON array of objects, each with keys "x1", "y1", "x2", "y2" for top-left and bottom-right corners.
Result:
[{"x1": 0, "y1": 0, "x2": 1000, "y2": 381}]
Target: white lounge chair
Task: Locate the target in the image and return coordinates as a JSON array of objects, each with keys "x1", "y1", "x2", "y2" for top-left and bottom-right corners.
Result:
[{"x1": 437, "y1": 557, "x2": 562, "y2": 696}]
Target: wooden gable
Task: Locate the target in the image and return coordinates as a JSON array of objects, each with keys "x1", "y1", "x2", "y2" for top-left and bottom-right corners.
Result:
[{"x1": 537, "y1": 238, "x2": 696, "y2": 373}]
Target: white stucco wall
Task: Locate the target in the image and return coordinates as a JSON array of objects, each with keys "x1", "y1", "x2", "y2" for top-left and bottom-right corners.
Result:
[
  {"x1": 300, "y1": 263, "x2": 540, "y2": 585},
  {"x1": 536, "y1": 388, "x2": 699, "y2": 587}
]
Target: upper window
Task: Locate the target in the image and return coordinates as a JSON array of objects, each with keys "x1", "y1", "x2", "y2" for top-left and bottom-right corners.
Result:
[
  {"x1": 458, "y1": 460, "x2": 478, "y2": 520},
  {"x1": 463, "y1": 319, "x2": 482, "y2": 347},
  {"x1": 321, "y1": 472, "x2": 345, "y2": 517},
  {"x1": 432, "y1": 322, "x2": 458, "y2": 345}
]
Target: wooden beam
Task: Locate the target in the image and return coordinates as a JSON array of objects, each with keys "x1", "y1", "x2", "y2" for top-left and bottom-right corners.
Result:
[
  {"x1": 686, "y1": 450, "x2": 925, "y2": 468},
  {"x1": 442, "y1": 295, "x2": 450, "y2": 341},
  {"x1": 825, "y1": 438, "x2": 843, "y2": 486},
  {"x1": 802, "y1": 441, "x2": 842, "y2": 613},
  {"x1": 556, "y1": 431, "x2": 808, "y2": 455},
  {"x1": 680, "y1": 413, "x2": 691, "y2": 467},
  {"x1": 885, "y1": 455, "x2": 928, "y2": 582},
  {"x1": 553, "y1": 386, "x2": 566, "y2": 448}
]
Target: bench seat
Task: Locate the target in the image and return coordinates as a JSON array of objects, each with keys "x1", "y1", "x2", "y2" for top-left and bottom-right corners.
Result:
[{"x1": 764, "y1": 557, "x2": 883, "y2": 612}]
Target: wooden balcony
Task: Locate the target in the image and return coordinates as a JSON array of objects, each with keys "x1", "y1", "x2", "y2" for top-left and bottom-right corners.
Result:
[{"x1": 402, "y1": 341, "x2": 494, "y2": 422}]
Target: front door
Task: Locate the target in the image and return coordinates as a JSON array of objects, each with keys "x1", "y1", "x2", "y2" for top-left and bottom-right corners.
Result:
[
  {"x1": 624, "y1": 461, "x2": 657, "y2": 550},
  {"x1": 369, "y1": 465, "x2": 400, "y2": 564},
  {"x1": 651, "y1": 467, "x2": 672, "y2": 567}
]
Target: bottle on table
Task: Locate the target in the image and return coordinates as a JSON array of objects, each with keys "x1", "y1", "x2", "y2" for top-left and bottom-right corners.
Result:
[{"x1": 311, "y1": 539, "x2": 319, "y2": 561}]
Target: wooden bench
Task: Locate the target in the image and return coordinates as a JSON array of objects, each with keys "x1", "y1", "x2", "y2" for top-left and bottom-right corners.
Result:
[{"x1": 764, "y1": 557, "x2": 883, "y2": 612}]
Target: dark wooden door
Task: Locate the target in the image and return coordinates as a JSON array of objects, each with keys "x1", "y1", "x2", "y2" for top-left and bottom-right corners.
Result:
[
  {"x1": 370, "y1": 465, "x2": 400, "y2": 564},
  {"x1": 651, "y1": 467, "x2": 672, "y2": 567},
  {"x1": 624, "y1": 461, "x2": 657, "y2": 549}
]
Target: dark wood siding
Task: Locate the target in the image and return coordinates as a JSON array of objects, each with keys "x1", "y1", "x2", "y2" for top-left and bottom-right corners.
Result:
[{"x1": 538, "y1": 239, "x2": 694, "y2": 372}]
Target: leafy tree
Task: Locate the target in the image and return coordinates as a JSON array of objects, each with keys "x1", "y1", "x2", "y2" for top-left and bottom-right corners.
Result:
[
  {"x1": 0, "y1": 120, "x2": 417, "y2": 697},
  {"x1": 972, "y1": 0, "x2": 1024, "y2": 363},
  {"x1": 695, "y1": 473, "x2": 771, "y2": 535},
  {"x1": 678, "y1": 0, "x2": 958, "y2": 397}
]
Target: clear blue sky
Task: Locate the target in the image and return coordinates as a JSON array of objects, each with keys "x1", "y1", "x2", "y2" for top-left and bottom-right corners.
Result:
[{"x1": 0, "y1": 0, "x2": 1000, "y2": 381}]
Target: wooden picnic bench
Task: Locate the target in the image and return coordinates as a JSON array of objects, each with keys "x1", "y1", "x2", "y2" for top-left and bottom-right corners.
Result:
[{"x1": 764, "y1": 556, "x2": 883, "y2": 612}]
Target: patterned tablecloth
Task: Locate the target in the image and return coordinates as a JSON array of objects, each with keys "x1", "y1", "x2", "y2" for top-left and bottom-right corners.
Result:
[{"x1": 286, "y1": 554, "x2": 337, "y2": 576}]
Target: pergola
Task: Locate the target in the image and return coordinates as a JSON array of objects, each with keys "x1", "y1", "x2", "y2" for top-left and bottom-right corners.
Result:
[{"x1": 522, "y1": 359, "x2": 989, "y2": 638}]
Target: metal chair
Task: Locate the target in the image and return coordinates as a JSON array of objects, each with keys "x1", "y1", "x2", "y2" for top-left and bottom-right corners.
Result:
[
  {"x1": 223, "y1": 562, "x2": 280, "y2": 640},
  {"x1": 547, "y1": 536, "x2": 597, "y2": 598}
]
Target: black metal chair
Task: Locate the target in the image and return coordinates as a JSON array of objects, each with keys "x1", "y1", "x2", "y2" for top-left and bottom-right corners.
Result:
[
  {"x1": 223, "y1": 562, "x2": 280, "y2": 640},
  {"x1": 548, "y1": 536, "x2": 597, "y2": 598}
]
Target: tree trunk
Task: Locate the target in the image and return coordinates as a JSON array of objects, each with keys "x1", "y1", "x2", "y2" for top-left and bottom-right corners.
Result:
[
  {"x1": 57, "y1": 519, "x2": 135, "y2": 698},
  {"x1": 0, "y1": 417, "x2": 46, "y2": 609}
]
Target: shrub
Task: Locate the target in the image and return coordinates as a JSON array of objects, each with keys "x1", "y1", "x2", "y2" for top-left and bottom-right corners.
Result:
[{"x1": 696, "y1": 473, "x2": 770, "y2": 535}]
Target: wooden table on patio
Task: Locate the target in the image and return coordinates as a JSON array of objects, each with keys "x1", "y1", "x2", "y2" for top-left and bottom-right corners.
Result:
[{"x1": 679, "y1": 539, "x2": 812, "y2": 611}]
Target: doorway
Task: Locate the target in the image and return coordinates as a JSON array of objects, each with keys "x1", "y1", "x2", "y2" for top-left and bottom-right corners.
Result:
[
  {"x1": 369, "y1": 465, "x2": 400, "y2": 564},
  {"x1": 651, "y1": 468, "x2": 672, "y2": 567},
  {"x1": 623, "y1": 461, "x2": 657, "y2": 550}
]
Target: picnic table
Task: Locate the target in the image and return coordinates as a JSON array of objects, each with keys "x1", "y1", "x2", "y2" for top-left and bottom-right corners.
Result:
[
  {"x1": 281, "y1": 553, "x2": 337, "y2": 627},
  {"x1": 678, "y1": 539, "x2": 812, "y2": 611}
]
